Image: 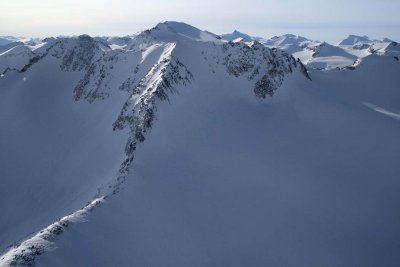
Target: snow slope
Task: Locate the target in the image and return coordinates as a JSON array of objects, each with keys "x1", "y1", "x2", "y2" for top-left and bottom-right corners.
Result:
[
  {"x1": 0, "y1": 22, "x2": 306, "y2": 266},
  {"x1": 0, "y1": 37, "x2": 130, "y2": 256},
  {"x1": 0, "y1": 45, "x2": 35, "y2": 73},
  {"x1": 1, "y1": 22, "x2": 400, "y2": 267},
  {"x1": 38, "y1": 53, "x2": 400, "y2": 267},
  {"x1": 0, "y1": 31, "x2": 189, "y2": 258}
]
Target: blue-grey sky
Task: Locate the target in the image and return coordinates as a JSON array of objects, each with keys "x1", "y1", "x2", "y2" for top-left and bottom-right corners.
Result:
[{"x1": 1, "y1": 0, "x2": 399, "y2": 43}]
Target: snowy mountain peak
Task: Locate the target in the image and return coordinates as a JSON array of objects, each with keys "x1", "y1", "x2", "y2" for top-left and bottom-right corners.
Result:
[
  {"x1": 264, "y1": 34, "x2": 312, "y2": 47},
  {"x1": 260, "y1": 34, "x2": 322, "y2": 62},
  {"x1": 383, "y1": 37, "x2": 394, "y2": 43},
  {"x1": 339, "y1": 35, "x2": 373, "y2": 45},
  {"x1": 311, "y1": 41, "x2": 357, "y2": 59},
  {"x1": 220, "y1": 30, "x2": 253, "y2": 42},
  {"x1": 149, "y1": 21, "x2": 221, "y2": 43}
]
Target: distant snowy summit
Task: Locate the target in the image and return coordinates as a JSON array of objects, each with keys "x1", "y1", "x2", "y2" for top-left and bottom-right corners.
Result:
[
  {"x1": 0, "y1": 36, "x2": 42, "y2": 46},
  {"x1": 338, "y1": 34, "x2": 399, "y2": 56},
  {"x1": 220, "y1": 30, "x2": 254, "y2": 42}
]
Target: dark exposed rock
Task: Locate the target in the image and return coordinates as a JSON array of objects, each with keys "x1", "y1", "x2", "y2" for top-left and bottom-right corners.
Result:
[{"x1": 220, "y1": 41, "x2": 308, "y2": 98}]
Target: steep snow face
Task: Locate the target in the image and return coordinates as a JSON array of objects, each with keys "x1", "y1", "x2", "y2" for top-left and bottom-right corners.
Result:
[
  {"x1": 36, "y1": 53, "x2": 400, "y2": 267},
  {"x1": 0, "y1": 23, "x2": 306, "y2": 266}
]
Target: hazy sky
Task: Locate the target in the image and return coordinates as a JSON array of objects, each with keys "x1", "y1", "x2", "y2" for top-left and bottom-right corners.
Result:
[{"x1": 1, "y1": 0, "x2": 399, "y2": 43}]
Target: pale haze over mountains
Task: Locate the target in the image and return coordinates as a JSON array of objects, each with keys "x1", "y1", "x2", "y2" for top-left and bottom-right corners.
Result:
[
  {"x1": 0, "y1": 1, "x2": 400, "y2": 267},
  {"x1": 1, "y1": 0, "x2": 400, "y2": 42}
]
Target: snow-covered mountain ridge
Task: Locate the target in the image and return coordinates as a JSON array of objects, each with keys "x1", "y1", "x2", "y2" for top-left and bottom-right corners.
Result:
[
  {"x1": 2, "y1": 29, "x2": 398, "y2": 74},
  {"x1": 1, "y1": 22, "x2": 399, "y2": 267},
  {"x1": 0, "y1": 21, "x2": 308, "y2": 266},
  {"x1": 220, "y1": 31, "x2": 399, "y2": 70}
]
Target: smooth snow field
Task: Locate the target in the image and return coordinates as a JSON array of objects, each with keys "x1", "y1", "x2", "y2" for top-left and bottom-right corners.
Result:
[{"x1": 41, "y1": 56, "x2": 400, "y2": 267}]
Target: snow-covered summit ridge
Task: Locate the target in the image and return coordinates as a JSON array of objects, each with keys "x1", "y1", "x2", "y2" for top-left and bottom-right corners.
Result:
[
  {"x1": 3, "y1": 26, "x2": 398, "y2": 72},
  {"x1": 142, "y1": 21, "x2": 222, "y2": 43}
]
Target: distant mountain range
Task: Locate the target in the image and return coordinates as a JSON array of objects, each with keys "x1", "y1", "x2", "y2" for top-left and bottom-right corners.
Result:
[
  {"x1": 220, "y1": 31, "x2": 399, "y2": 70},
  {"x1": 2, "y1": 30, "x2": 398, "y2": 73}
]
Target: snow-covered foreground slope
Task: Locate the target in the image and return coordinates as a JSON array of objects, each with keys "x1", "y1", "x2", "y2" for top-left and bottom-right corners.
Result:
[
  {"x1": 1, "y1": 22, "x2": 400, "y2": 266},
  {"x1": 33, "y1": 53, "x2": 400, "y2": 267}
]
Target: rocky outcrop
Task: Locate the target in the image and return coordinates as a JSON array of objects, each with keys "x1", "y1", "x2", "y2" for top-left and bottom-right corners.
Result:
[
  {"x1": 221, "y1": 41, "x2": 309, "y2": 97},
  {"x1": 112, "y1": 48, "x2": 193, "y2": 192}
]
